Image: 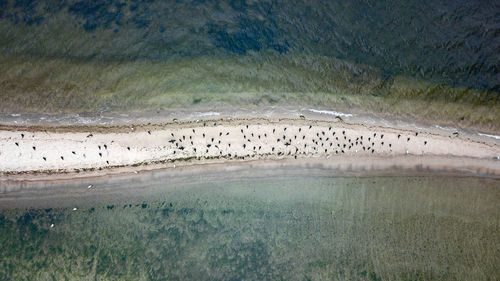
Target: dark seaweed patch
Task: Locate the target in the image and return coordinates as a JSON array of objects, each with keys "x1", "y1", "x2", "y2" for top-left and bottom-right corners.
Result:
[{"x1": 68, "y1": 1, "x2": 125, "y2": 31}]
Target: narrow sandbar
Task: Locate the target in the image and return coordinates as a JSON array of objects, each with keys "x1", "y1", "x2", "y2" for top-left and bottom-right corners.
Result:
[{"x1": 1, "y1": 116, "x2": 499, "y2": 181}]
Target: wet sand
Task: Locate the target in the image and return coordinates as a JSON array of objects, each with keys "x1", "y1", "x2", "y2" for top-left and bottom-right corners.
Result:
[{"x1": 1, "y1": 115, "x2": 499, "y2": 181}]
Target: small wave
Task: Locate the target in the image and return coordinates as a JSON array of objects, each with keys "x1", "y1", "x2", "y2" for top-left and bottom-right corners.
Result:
[
  {"x1": 196, "y1": 112, "x2": 221, "y2": 117},
  {"x1": 308, "y1": 109, "x2": 353, "y2": 117},
  {"x1": 478, "y1": 133, "x2": 500, "y2": 140},
  {"x1": 434, "y1": 125, "x2": 457, "y2": 131}
]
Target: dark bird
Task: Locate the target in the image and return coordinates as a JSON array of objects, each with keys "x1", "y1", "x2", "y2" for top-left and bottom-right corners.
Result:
[
  {"x1": 61, "y1": 156, "x2": 64, "y2": 160},
  {"x1": 99, "y1": 152, "x2": 102, "y2": 157},
  {"x1": 15, "y1": 142, "x2": 19, "y2": 146},
  {"x1": 72, "y1": 151, "x2": 76, "y2": 154},
  {"x1": 21, "y1": 134, "x2": 24, "y2": 138},
  {"x1": 32, "y1": 146, "x2": 36, "y2": 151},
  {"x1": 43, "y1": 157, "x2": 46, "y2": 161},
  {"x1": 104, "y1": 144, "x2": 107, "y2": 149},
  {"x1": 148, "y1": 131, "x2": 151, "y2": 135}
]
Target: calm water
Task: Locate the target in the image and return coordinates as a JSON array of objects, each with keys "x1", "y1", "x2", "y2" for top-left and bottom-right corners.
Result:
[
  {"x1": 0, "y1": 1, "x2": 499, "y2": 130},
  {"x1": 1, "y1": 167, "x2": 499, "y2": 280}
]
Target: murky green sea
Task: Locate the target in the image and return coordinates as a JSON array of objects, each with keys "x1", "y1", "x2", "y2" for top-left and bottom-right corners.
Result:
[
  {"x1": 1, "y1": 0, "x2": 499, "y2": 130},
  {"x1": 1, "y1": 168, "x2": 499, "y2": 280}
]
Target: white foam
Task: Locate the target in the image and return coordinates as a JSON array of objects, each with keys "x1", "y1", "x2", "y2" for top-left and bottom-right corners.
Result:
[
  {"x1": 10, "y1": 114, "x2": 20, "y2": 117},
  {"x1": 196, "y1": 112, "x2": 220, "y2": 117},
  {"x1": 434, "y1": 125, "x2": 457, "y2": 131},
  {"x1": 308, "y1": 109, "x2": 353, "y2": 117},
  {"x1": 478, "y1": 133, "x2": 500, "y2": 140}
]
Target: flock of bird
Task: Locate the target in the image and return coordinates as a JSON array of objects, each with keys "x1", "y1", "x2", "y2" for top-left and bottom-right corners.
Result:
[{"x1": 5, "y1": 122, "x2": 428, "y2": 167}]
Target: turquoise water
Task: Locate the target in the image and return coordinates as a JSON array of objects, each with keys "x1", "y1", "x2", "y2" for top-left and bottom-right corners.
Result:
[{"x1": 1, "y1": 168, "x2": 499, "y2": 280}]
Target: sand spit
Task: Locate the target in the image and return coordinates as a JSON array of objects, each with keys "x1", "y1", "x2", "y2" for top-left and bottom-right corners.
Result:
[{"x1": 1, "y1": 118, "x2": 499, "y2": 180}]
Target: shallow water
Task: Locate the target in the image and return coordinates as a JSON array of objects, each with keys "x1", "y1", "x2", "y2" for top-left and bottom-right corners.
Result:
[
  {"x1": 0, "y1": 1, "x2": 499, "y2": 131},
  {"x1": 1, "y1": 168, "x2": 499, "y2": 280}
]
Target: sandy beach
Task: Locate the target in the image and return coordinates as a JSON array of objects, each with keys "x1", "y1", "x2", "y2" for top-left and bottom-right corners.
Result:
[{"x1": 1, "y1": 114, "x2": 499, "y2": 181}]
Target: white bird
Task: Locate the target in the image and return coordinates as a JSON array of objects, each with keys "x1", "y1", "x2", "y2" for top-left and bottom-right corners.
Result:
[
  {"x1": 50, "y1": 224, "x2": 54, "y2": 228},
  {"x1": 406, "y1": 150, "x2": 409, "y2": 155},
  {"x1": 87, "y1": 184, "x2": 93, "y2": 189},
  {"x1": 72, "y1": 207, "x2": 77, "y2": 211},
  {"x1": 134, "y1": 171, "x2": 138, "y2": 174},
  {"x1": 173, "y1": 164, "x2": 176, "y2": 168}
]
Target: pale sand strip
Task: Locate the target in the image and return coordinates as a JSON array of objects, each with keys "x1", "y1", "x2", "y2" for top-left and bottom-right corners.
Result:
[{"x1": 1, "y1": 118, "x2": 499, "y2": 180}]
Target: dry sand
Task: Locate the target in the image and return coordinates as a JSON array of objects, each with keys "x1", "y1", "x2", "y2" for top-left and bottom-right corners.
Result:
[{"x1": 1, "y1": 117, "x2": 499, "y2": 181}]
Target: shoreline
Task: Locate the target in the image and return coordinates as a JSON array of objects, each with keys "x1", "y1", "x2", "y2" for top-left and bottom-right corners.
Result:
[
  {"x1": 1, "y1": 156, "x2": 500, "y2": 210},
  {"x1": 1, "y1": 113, "x2": 499, "y2": 182}
]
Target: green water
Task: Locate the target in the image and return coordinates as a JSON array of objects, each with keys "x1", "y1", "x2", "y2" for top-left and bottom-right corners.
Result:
[
  {"x1": 1, "y1": 0, "x2": 499, "y2": 130},
  {"x1": 1, "y1": 170, "x2": 499, "y2": 280}
]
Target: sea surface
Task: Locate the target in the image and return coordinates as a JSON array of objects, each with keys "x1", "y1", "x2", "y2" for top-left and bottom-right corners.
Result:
[
  {"x1": 0, "y1": 0, "x2": 499, "y2": 131},
  {"x1": 1, "y1": 167, "x2": 499, "y2": 280}
]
